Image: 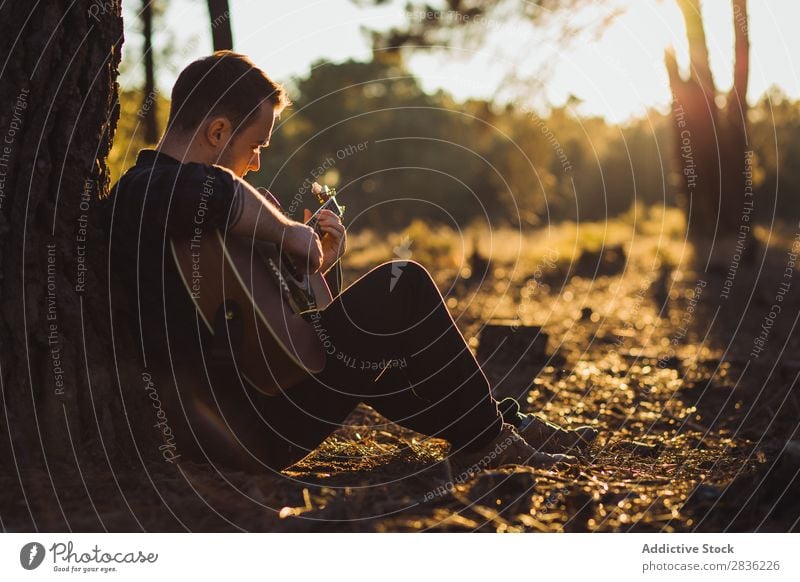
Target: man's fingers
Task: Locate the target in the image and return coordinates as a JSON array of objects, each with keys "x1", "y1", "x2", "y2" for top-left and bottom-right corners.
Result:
[
  {"x1": 316, "y1": 210, "x2": 342, "y2": 224},
  {"x1": 319, "y1": 222, "x2": 343, "y2": 236}
]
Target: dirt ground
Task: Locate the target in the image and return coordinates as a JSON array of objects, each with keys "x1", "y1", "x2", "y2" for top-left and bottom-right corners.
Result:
[{"x1": 3, "y1": 232, "x2": 800, "y2": 533}]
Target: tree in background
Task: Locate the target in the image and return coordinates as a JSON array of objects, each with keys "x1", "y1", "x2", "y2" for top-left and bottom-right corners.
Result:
[
  {"x1": 207, "y1": 0, "x2": 233, "y2": 50},
  {"x1": 141, "y1": 0, "x2": 159, "y2": 143},
  {"x1": 666, "y1": 0, "x2": 750, "y2": 244}
]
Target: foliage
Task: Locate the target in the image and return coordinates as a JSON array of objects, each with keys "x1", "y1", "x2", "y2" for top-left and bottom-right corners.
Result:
[
  {"x1": 108, "y1": 89, "x2": 170, "y2": 182},
  {"x1": 249, "y1": 58, "x2": 682, "y2": 231},
  {"x1": 749, "y1": 87, "x2": 800, "y2": 223}
]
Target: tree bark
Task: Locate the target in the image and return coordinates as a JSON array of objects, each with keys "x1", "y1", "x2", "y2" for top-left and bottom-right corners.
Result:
[
  {"x1": 0, "y1": 0, "x2": 157, "y2": 530},
  {"x1": 207, "y1": 0, "x2": 233, "y2": 51}
]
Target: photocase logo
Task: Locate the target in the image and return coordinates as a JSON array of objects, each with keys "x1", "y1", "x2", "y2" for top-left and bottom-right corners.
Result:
[
  {"x1": 19, "y1": 542, "x2": 46, "y2": 570},
  {"x1": 390, "y1": 236, "x2": 413, "y2": 292}
]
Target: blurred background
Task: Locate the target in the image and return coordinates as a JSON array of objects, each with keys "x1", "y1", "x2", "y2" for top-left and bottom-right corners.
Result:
[{"x1": 110, "y1": 0, "x2": 800, "y2": 280}]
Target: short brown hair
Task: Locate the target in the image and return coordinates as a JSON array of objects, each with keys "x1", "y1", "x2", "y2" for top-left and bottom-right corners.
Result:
[{"x1": 167, "y1": 51, "x2": 290, "y2": 133}]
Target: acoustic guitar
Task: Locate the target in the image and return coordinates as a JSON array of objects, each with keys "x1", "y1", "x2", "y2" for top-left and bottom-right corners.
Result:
[{"x1": 170, "y1": 183, "x2": 345, "y2": 396}]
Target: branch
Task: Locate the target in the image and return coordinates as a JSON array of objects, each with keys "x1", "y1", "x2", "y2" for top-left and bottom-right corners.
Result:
[
  {"x1": 664, "y1": 46, "x2": 683, "y2": 93},
  {"x1": 729, "y1": 0, "x2": 749, "y2": 119},
  {"x1": 675, "y1": 0, "x2": 716, "y2": 97}
]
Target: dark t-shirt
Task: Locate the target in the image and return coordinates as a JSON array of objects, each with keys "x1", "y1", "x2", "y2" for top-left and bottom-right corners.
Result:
[{"x1": 103, "y1": 149, "x2": 243, "y2": 372}]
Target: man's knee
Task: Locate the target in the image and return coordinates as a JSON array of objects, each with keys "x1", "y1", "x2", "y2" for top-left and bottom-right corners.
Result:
[
  {"x1": 380, "y1": 259, "x2": 430, "y2": 282},
  {"x1": 364, "y1": 260, "x2": 438, "y2": 298}
]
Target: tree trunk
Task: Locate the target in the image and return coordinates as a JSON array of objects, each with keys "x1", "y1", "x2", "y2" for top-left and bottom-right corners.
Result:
[
  {"x1": 207, "y1": 0, "x2": 233, "y2": 51},
  {"x1": 667, "y1": 0, "x2": 751, "y2": 250},
  {"x1": 0, "y1": 0, "x2": 157, "y2": 530},
  {"x1": 141, "y1": 0, "x2": 159, "y2": 143}
]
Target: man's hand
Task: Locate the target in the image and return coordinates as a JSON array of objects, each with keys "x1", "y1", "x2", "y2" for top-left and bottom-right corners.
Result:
[
  {"x1": 304, "y1": 208, "x2": 346, "y2": 273},
  {"x1": 283, "y1": 222, "x2": 324, "y2": 274},
  {"x1": 227, "y1": 180, "x2": 326, "y2": 273}
]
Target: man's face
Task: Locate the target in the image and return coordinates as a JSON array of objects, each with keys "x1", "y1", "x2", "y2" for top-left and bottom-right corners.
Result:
[{"x1": 216, "y1": 102, "x2": 277, "y2": 177}]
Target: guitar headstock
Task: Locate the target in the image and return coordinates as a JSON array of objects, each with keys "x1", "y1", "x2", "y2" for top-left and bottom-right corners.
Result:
[
  {"x1": 309, "y1": 182, "x2": 345, "y2": 222},
  {"x1": 312, "y1": 182, "x2": 335, "y2": 205},
  {"x1": 305, "y1": 182, "x2": 345, "y2": 235}
]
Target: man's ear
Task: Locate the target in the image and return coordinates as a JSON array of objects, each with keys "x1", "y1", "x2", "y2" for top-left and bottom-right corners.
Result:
[{"x1": 205, "y1": 116, "x2": 232, "y2": 147}]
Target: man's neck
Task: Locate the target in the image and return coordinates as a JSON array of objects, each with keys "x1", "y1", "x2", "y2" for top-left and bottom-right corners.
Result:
[{"x1": 156, "y1": 133, "x2": 211, "y2": 166}]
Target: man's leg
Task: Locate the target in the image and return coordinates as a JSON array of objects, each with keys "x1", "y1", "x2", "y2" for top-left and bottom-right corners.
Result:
[{"x1": 314, "y1": 260, "x2": 503, "y2": 453}]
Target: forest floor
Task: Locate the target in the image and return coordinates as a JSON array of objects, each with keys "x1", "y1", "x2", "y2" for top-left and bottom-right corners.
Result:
[{"x1": 4, "y1": 218, "x2": 800, "y2": 532}]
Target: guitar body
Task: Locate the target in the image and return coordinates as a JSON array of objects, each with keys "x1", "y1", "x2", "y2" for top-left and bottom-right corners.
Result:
[
  {"x1": 171, "y1": 184, "x2": 344, "y2": 396},
  {"x1": 170, "y1": 230, "x2": 332, "y2": 396}
]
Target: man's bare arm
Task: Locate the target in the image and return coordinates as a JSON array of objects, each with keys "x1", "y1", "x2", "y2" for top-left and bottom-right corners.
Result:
[{"x1": 228, "y1": 181, "x2": 323, "y2": 273}]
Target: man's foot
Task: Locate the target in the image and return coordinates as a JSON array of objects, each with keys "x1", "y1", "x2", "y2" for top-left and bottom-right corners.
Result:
[
  {"x1": 447, "y1": 423, "x2": 576, "y2": 480},
  {"x1": 498, "y1": 397, "x2": 598, "y2": 454}
]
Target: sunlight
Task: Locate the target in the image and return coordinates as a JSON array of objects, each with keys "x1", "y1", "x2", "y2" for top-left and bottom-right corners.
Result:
[
  {"x1": 404, "y1": 0, "x2": 696, "y2": 122},
  {"x1": 123, "y1": 0, "x2": 800, "y2": 124},
  {"x1": 571, "y1": 0, "x2": 691, "y2": 121},
  {"x1": 409, "y1": 0, "x2": 800, "y2": 122},
  {"x1": 522, "y1": 0, "x2": 742, "y2": 122},
  {"x1": 538, "y1": 0, "x2": 800, "y2": 121}
]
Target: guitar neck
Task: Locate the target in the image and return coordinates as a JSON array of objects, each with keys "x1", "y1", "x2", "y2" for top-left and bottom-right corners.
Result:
[{"x1": 305, "y1": 187, "x2": 344, "y2": 234}]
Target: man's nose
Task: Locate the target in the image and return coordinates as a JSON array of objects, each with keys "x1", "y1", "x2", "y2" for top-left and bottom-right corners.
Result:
[{"x1": 248, "y1": 152, "x2": 261, "y2": 172}]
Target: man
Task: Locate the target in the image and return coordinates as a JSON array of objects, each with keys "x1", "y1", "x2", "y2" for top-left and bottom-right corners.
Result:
[{"x1": 104, "y1": 51, "x2": 596, "y2": 476}]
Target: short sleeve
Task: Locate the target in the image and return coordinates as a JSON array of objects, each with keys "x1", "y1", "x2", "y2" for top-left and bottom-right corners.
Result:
[
  {"x1": 106, "y1": 159, "x2": 245, "y2": 244},
  {"x1": 161, "y1": 162, "x2": 240, "y2": 238}
]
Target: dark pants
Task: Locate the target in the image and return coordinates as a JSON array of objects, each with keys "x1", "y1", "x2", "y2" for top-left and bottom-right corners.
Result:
[{"x1": 186, "y1": 260, "x2": 502, "y2": 471}]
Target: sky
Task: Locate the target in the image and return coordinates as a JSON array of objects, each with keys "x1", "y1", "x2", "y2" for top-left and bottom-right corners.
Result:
[{"x1": 122, "y1": 0, "x2": 800, "y2": 123}]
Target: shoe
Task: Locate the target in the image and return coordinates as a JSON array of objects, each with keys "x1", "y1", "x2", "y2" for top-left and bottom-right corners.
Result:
[
  {"x1": 498, "y1": 397, "x2": 598, "y2": 454},
  {"x1": 447, "y1": 423, "x2": 576, "y2": 480}
]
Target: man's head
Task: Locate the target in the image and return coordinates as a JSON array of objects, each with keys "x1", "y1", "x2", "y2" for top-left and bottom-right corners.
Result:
[{"x1": 164, "y1": 51, "x2": 290, "y2": 177}]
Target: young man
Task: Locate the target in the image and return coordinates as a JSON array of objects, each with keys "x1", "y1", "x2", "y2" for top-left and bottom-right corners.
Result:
[{"x1": 104, "y1": 51, "x2": 595, "y2": 475}]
